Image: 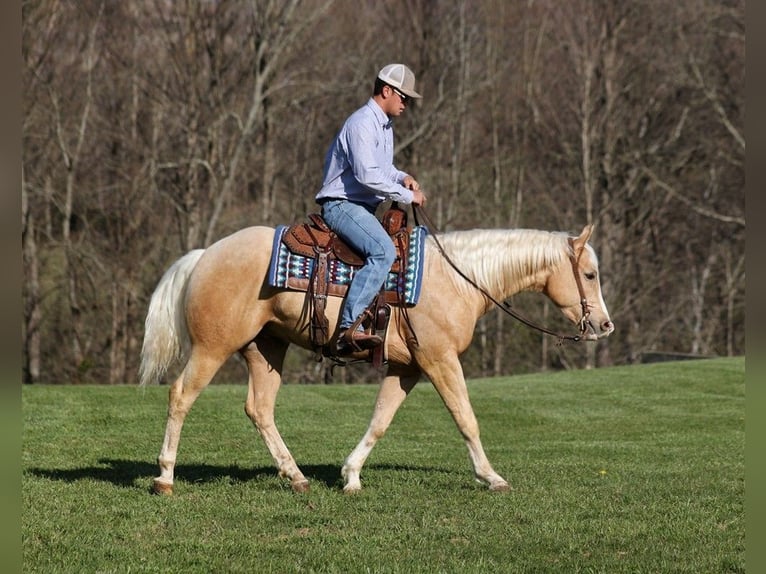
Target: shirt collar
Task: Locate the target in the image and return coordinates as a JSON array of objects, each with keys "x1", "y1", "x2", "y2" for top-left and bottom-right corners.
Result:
[{"x1": 367, "y1": 98, "x2": 393, "y2": 129}]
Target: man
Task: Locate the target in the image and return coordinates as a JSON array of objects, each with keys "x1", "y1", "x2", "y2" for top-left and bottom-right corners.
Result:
[{"x1": 316, "y1": 63, "x2": 427, "y2": 354}]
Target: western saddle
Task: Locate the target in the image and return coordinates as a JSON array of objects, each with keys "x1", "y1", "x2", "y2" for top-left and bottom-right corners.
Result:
[{"x1": 280, "y1": 203, "x2": 413, "y2": 366}]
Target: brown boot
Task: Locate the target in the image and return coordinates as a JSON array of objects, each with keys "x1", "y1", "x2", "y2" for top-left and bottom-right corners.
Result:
[{"x1": 336, "y1": 329, "x2": 383, "y2": 355}]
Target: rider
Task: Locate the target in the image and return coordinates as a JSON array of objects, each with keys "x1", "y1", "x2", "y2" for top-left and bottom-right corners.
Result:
[{"x1": 316, "y1": 63, "x2": 427, "y2": 354}]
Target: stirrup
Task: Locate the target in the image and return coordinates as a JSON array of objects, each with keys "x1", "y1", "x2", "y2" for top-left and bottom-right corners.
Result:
[{"x1": 336, "y1": 329, "x2": 383, "y2": 355}]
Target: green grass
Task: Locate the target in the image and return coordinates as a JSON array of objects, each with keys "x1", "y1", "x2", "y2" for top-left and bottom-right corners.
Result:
[{"x1": 22, "y1": 358, "x2": 744, "y2": 573}]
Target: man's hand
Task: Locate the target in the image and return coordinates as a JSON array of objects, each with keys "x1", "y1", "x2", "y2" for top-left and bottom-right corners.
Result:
[
  {"x1": 403, "y1": 176, "x2": 426, "y2": 205},
  {"x1": 403, "y1": 175, "x2": 420, "y2": 192},
  {"x1": 411, "y1": 189, "x2": 427, "y2": 206}
]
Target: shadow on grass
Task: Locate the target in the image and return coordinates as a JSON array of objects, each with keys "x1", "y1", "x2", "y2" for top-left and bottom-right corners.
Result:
[
  {"x1": 26, "y1": 458, "x2": 340, "y2": 489},
  {"x1": 26, "y1": 459, "x2": 455, "y2": 491}
]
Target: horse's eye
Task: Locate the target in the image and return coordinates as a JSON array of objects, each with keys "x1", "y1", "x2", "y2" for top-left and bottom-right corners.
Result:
[{"x1": 584, "y1": 272, "x2": 596, "y2": 280}]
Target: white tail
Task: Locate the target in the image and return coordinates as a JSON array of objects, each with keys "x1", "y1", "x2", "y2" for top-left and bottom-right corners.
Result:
[{"x1": 139, "y1": 249, "x2": 206, "y2": 386}]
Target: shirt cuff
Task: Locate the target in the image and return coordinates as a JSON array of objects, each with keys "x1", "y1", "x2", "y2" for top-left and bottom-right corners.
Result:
[{"x1": 397, "y1": 186, "x2": 415, "y2": 204}]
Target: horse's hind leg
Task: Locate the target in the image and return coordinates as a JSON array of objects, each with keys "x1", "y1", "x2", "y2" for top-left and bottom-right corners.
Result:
[
  {"x1": 153, "y1": 349, "x2": 227, "y2": 495},
  {"x1": 342, "y1": 369, "x2": 420, "y2": 493},
  {"x1": 241, "y1": 335, "x2": 309, "y2": 493}
]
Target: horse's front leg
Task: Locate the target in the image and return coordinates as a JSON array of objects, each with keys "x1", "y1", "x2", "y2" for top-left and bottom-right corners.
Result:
[
  {"x1": 342, "y1": 369, "x2": 420, "y2": 493},
  {"x1": 421, "y1": 354, "x2": 511, "y2": 491}
]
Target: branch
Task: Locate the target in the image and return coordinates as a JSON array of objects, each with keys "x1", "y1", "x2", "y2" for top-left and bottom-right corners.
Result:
[
  {"x1": 688, "y1": 54, "x2": 744, "y2": 151},
  {"x1": 642, "y1": 167, "x2": 745, "y2": 227},
  {"x1": 204, "y1": 0, "x2": 335, "y2": 244},
  {"x1": 681, "y1": 30, "x2": 745, "y2": 151}
]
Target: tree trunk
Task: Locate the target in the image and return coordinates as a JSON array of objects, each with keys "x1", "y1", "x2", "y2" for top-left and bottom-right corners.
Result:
[
  {"x1": 109, "y1": 281, "x2": 128, "y2": 384},
  {"x1": 22, "y1": 177, "x2": 41, "y2": 384}
]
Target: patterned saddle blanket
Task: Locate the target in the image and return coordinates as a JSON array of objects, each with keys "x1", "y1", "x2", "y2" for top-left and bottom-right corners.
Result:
[{"x1": 267, "y1": 224, "x2": 428, "y2": 306}]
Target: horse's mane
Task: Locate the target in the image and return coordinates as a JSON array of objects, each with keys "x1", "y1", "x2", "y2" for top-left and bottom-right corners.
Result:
[{"x1": 430, "y1": 228, "x2": 573, "y2": 297}]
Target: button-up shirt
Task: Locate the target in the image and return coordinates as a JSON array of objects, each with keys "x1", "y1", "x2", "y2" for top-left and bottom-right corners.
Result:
[{"x1": 316, "y1": 98, "x2": 414, "y2": 208}]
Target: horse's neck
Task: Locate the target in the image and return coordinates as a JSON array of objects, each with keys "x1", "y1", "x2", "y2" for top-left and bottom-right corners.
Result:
[{"x1": 434, "y1": 229, "x2": 564, "y2": 301}]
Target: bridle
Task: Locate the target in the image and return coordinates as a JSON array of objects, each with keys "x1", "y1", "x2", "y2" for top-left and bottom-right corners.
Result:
[
  {"x1": 412, "y1": 205, "x2": 591, "y2": 344},
  {"x1": 567, "y1": 237, "x2": 592, "y2": 338}
]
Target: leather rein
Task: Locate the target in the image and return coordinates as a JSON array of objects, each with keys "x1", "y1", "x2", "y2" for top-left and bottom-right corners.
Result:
[{"x1": 412, "y1": 205, "x2": 590, "y2": 344}]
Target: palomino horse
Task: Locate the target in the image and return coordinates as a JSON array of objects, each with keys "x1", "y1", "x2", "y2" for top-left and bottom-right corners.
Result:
[{"x1": 140, "y1": 223, "x2": 613, "y2": 494}]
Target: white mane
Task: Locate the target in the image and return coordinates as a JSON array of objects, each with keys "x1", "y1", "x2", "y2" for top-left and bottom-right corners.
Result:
[{"x1": 429, "y1": 228, "x2": 573, "y2": 298}]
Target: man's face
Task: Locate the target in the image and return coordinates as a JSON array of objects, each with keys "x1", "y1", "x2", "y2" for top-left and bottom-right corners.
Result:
[{"x1": 384, "y1": 85, "x2": 408, "y2": 117}]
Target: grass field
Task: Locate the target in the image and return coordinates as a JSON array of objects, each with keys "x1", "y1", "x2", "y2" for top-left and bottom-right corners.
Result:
[{"x1": 22, "y1": 357, "x2": 744, "y2": 573}]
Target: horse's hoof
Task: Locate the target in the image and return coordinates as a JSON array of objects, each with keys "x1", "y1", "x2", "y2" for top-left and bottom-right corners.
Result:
[
  {"x1": 343, "y1": 480, "x2": 362, "y2": 494},
  {"x1": 292, "y1": 480, "x2": 310, "y2": 493},
  {"x1": 489, "y1": 481, "x2": 512, "y2": 492},
  {"x1": 152, "y1": 479, "x2": 173, "y2": 496}
]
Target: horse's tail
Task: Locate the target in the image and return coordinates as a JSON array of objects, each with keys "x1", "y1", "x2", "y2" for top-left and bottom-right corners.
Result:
[{"x1": 139, "y1": 249, "x2": 206, "y2": 386}]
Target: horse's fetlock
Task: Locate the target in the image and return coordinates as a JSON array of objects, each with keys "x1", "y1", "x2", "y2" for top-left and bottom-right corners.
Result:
[{"x1": 157, "y1": 454, "x2": 176, "y2": 467}]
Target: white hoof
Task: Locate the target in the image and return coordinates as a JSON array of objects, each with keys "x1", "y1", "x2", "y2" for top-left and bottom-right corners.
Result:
[
  {"x1": 489, "y1": 480, "x2": 511, "y2": 492},
  {"x1": 343, "y1": 483, "x2": 362, "y2": 494}
]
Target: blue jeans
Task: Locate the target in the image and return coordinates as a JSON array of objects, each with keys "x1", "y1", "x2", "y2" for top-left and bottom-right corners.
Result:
[{"x1": 320, "y1": 200, "x2": 396, "y2": 330}]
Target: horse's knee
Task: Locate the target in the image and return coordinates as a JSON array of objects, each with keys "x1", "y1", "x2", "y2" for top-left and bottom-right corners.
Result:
[
  {"x1": 244, "y1": 397, "x2": 265, "y2": 421},
  {"x1": 244, "y1": 402, "x2": 275, "y2": 433}
]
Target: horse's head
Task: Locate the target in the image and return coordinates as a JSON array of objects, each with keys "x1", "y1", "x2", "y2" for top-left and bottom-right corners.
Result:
[{"x1": 544, "y1": 225, "x2": 614, "y2": 341}]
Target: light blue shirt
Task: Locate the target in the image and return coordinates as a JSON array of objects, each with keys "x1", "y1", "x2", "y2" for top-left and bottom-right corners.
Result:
[{"x1": 316, "y1": 98, "x2": 414, "y2": 208}]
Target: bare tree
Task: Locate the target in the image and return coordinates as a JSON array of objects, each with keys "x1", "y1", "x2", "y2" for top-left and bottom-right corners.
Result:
[
  {"x1": 21, "y1": 168, "x2": 41, "y2": 384},
  {"x1": 21, "y1": 0, "x2": 744, "y2": 384},
  {"x1": 51, "y1": 4, "x2": 101, "y2": 372}
]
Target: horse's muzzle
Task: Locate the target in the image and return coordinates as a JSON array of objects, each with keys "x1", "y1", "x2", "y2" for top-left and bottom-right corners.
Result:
[{"x1": 582, "y1": 319, "x2": 614, "y2": 340}]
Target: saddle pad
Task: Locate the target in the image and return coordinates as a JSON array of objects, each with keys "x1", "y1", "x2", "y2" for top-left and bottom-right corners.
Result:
[{"x1": 267, "y1": 225, "x2": 428, "y2": 306}]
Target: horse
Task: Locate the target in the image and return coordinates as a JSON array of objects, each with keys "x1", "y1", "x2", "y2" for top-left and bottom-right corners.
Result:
[{"x1": 139, "y1": 222, "x2": 613, "y2": 494}]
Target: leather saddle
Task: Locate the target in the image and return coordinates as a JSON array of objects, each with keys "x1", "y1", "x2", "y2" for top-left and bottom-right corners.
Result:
[
  {"x1": 279, "y1": 203, "x2": 412, "y2": 364},
  {"x1": 282, "y1": 209, "x2": 407, "y2": 274}
]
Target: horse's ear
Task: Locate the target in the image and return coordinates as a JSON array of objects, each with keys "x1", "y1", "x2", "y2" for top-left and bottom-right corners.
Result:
[{"x1": 572, "y1": 224, "x2": 594, "y2": 253}]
